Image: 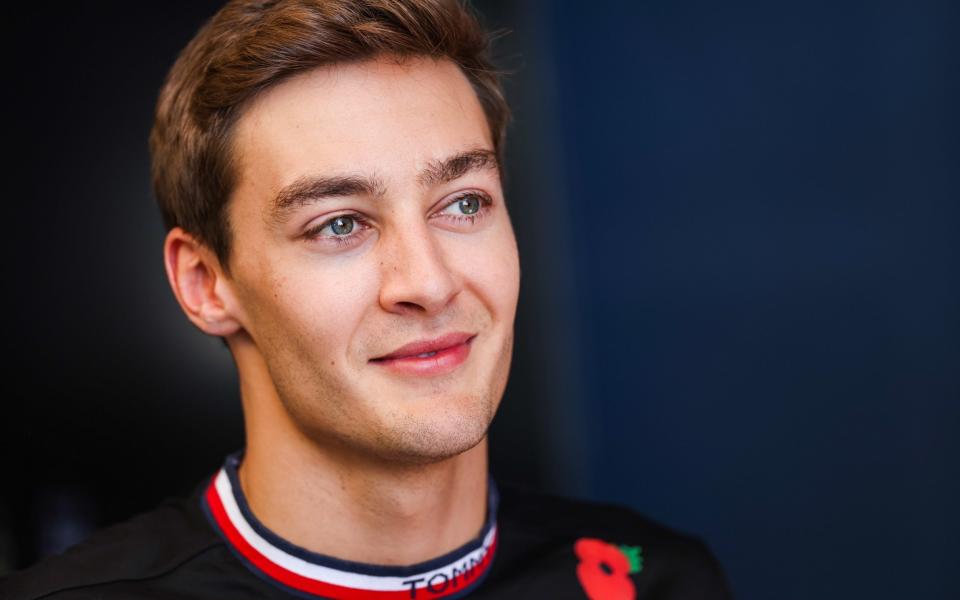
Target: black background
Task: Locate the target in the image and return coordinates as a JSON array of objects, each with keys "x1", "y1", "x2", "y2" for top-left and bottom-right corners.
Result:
[{"x1": 6, "y1": 2, "x2": 959, "y2": 599}]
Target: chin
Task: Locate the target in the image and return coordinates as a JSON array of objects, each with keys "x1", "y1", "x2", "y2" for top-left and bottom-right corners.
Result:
[
  {"x1": 368, "y1": 394, "x2": 495, "y2": 465},
  {"x1": 280, "y1": 355, "x2": 507, "y2": 465}
]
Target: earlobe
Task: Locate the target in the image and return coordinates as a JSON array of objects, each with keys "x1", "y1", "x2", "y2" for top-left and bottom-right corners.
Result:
[{"x1": 163, "y1": 227, "x2": 243, "y2": 337}]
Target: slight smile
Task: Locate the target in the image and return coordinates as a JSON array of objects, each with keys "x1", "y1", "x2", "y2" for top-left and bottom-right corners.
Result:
[{"x1": 370, "y1": 332, "x2": 476, "y2": 377}]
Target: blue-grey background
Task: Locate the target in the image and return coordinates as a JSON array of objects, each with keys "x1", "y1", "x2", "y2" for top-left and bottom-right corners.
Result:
[{"x1": 5, "y1": 1, "x2": 958, "y2": 598}]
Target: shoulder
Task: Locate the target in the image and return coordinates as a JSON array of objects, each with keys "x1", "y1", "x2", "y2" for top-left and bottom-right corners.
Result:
[
  {"x1": 498, "y1": 483, "x2": 682, "y2": 539},
  {"x1": 0, "y1": 491, "x2": 223, "y2": 600},
  {"x1": 495, "y1": 483, "x2": 733, "y2": 599}
]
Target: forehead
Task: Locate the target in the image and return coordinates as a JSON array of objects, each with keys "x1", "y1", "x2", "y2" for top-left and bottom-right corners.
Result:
[{"x1": 230, "y1": 55, "x2": 494, "y2": 199}]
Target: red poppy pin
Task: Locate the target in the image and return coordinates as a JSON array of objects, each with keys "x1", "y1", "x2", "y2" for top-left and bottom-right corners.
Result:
[{"x1": 573, "y1": 538, "x2": 643, "y2": 600}]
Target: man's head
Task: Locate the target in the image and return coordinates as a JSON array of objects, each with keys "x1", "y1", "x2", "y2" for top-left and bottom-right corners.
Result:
[
  {"x1": 152, "y1": 0, "x2": 520, "y2": 465},
  {"x1": 151, "y1": 0, "x2": 510, "y2": 273}
]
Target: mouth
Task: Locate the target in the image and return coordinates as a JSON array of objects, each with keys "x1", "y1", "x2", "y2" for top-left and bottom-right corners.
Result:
[{"x1": 370, "y1": 332, "x2": 476, "y2": 377}]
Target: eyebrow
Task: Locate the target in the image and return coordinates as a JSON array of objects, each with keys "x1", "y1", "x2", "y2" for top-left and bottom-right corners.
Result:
[{"x1": 269, "y1": 148, "x2": 499, "y2": 225}]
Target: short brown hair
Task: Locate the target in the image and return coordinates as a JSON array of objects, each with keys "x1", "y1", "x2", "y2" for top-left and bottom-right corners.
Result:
[{"x1": 150, "y1": 0, "x2": 510, "y2": 273}]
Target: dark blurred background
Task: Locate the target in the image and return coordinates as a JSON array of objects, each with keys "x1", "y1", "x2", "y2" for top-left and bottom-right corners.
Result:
[{"x1": 5, "y1": 1, "x2": 958, "y2": 598}]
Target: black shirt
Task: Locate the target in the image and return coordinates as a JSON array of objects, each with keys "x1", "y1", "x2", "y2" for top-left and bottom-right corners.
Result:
[{"x1": 2, "y1": 452, "x2": 733, "y2": 599}]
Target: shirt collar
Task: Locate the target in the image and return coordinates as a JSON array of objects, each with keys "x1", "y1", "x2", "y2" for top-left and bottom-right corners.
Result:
[{"x1": 201, "y1": 450, "x2": 499, "y2": 599}]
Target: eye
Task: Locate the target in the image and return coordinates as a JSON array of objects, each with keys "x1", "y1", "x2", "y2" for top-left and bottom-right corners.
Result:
[
  {"x1": 448, "y1": 194, "x2": 482, "y2": 215},
  {"x1": 329, "y1": 215, "x2": 355, "y2": 235},
  {"x1": 435, "y1": 191, "x2": 493, "y2": 226},
  {"x1": 303, "y1": 213, "x2": 370, "y2": 247}
]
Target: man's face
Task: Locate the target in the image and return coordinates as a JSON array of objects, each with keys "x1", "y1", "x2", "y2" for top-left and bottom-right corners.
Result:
[{"x1": 223, "y1": 55, "x2": 520, "y2": 463}]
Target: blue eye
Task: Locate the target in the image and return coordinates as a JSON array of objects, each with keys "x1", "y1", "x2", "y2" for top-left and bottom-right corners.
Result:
[
  {"x1": 455, "y1": 195, "x2": 481, "y2": 215},
  {"x1": 329, "y1": 216, "x2": 355, "y2": 235},
  {"x1": 441, "y1": 192, "x2": 490, "y2": 219},
  {"x1": 303, "y1": 213, "x2": 368, "y2": 245}
]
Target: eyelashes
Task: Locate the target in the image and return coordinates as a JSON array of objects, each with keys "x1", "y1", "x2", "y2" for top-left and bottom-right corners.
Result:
[
  {"x1": 302, "y1": 191, "x2": 494, "y2": 249},
  {"x1": 303, "y1": 213, "x2": 372, "y2": 247}
]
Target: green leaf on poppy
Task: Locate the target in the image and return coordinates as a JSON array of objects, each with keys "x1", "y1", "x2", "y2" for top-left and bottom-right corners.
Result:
[{"x1": 618, "y1": 544, "x2": 643, "y2": 574}]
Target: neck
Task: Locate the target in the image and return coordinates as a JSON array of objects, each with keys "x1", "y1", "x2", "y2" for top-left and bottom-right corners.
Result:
[{"x1": 230, "y1": 335, "x2": 490, "y2": 566}]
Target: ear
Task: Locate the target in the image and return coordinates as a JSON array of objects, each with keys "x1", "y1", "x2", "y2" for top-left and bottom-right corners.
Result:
[{"x1": 163, "y1": 227, "x2": 243, "y2": 337}]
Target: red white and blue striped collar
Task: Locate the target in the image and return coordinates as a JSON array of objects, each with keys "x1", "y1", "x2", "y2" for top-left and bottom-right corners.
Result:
[{"x1": 201, "y1": 451, "x2": 499, "y2": 600}]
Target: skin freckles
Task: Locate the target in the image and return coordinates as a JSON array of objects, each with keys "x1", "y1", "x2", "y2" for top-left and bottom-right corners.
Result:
[
  {"x1": 165, "y1": 53, "x2": 522, "y2": 563},
  {"x1": 225, "y1": 55, "x2": 519, "y2": 463},
  {"x1": 211, "y1": 50, "x2": 520, "y2": 536}
]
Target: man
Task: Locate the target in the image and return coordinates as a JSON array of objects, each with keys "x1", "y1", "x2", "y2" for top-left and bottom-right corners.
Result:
[{"x1": 3, "y1": 1, "x2": 733, "y2": 598}]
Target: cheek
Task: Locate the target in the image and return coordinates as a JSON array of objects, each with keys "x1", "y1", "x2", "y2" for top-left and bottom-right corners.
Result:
[
  {"x1": 254, "y1": 257, "x2": 380, "y2": 356},
  {"x1": 469, "y1": 228, "x2": 520, "y2": 317}
]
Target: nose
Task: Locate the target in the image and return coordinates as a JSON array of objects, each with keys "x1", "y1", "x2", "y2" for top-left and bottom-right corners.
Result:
[{"x1": 378, "y1": 221, "x2": 460, "y2": 316}]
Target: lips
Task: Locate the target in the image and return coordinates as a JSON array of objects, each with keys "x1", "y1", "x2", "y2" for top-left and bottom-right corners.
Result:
[
  {"x1": 371, "y1": 332, "x2": 475, "y2": 361},
  {"x1": 370, "y1": 332, "x2": 476, "y2": 377}
]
